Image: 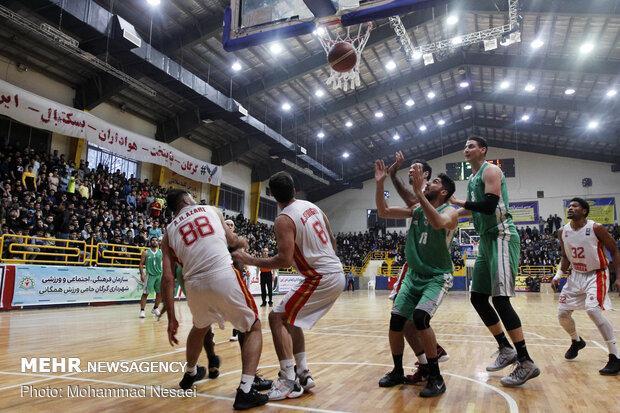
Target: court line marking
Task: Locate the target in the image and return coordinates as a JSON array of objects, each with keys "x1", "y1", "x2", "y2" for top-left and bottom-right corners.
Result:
[
  {"x1": 0, "y1": 371, "x2": 347, "y2": 413},
  {"x1": 591, "y1": 340, "x2": 608, "y2": 352},
  {"x1": 213, "y1": 362, "x2": 518, "y2": 413},
  {"x1": 313, "y1": 328, "x2": 549, "y2": 340}
]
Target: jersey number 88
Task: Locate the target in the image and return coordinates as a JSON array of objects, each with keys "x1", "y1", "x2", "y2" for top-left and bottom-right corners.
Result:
[{"x1": 179, "y1": 216, "x2": 214, "y2": 246}]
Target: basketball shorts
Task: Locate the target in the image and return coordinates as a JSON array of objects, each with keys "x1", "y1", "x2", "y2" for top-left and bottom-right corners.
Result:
[
  {"x1": 143, "y1": 273, "x2": 162, "y2": 294},
  {"x1": 471, "y1": 233, "x2": 520, "y2": 297},
  {"x1": 559, "y1": 269, "x2": 612, "y2": 311},
  {"x1": 392, "y1": 270, "x2": 453, "y2": 319},
  {"x1": 184, "y1": 266, "x2": 258, "y2": 331},
  {"x1": 274, "y1": 272, "x2": 345, "y2": 329}
]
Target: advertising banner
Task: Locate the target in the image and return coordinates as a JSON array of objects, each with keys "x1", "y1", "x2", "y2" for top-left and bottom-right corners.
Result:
[
  {"x1": 509, "y1": 201, "x2": 539, "y2": 225},
  {"x1": 0, "y1": 79, "x2": 221, "y2": 185},
  {"x1": 277, "y1": 274, "x2": 305, "y2": 294},
  {"x1": 563, "y1": 197, "x2": 616, "y2": 224},
  {"x1": 11, "y1": 265, "x2": 145, "y2": 306}
]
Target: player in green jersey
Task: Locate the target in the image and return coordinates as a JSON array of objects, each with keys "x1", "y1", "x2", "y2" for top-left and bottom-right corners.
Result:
[
  {"x1": 375, "y1": 159, "x2": 458, "y2": 397},
  {"x1": 139, "y1": 237, "x2": 163, "y2": 318},
  {"x1": 451, "y1": 136, "x2": 540, "y2": 387}
]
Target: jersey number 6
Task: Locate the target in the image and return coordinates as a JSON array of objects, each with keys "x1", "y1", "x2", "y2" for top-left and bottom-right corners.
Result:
[{"x1": 179, "y1": 216, "x2": 214, "y2": 246}]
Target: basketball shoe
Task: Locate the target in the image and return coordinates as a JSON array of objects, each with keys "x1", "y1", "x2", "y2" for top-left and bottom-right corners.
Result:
[
  {"x1": 252, "y1": 374, "x2": 273, "y2": 391},
  {"x1": 378, "y1": 369, "x2": 405, "y2": 387},
  {"x1": 499, "y1": 360, "x2": 540, "y2": 387},
  {"x1": 296, "y1": 369, "x2": 315, "y2": 391},
  {"x1": 207, "y1": 355, "x2": 220, "y2": 379},
  {"x1": 151, "y1": 308, "x2": 160, "y2": 317},
  {"x1": 179, "y1": 366, "x2": 206, "y2": 390},
  {"x1": 564, "y1": 337, "x2": 586, "y2": 360},
  {"x1": 233, "y1": 387, "x2": 269, "y2": 410},
  {"x1": 405, "y1": 363, "x2": 429, "y2": 385},
  {"x1": 486, "y1": 346, "x2": 517, "y2": 372},
  {"x1": 599, "y1": 354, "x2": 620, "y2": 375},
  {"x1": 139, "y1": 310, "x2": 145, "y2": 318},
  {"x1": 419, "y1": 375, "x2": 446, "y2": 398},
  {"x1": 267, "y1": 372, "x2": 304, "y2": 400}
]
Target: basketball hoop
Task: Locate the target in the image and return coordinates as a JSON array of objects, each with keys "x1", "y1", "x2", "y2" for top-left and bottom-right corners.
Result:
[{"x1": 316, "y1": 21, "x2": 373, "y2": 91}]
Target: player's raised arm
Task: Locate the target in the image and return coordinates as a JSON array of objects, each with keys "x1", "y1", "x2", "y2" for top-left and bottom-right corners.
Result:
[
  {"x1": 594, "y1": 224, "x2": 620, "y2": 281},
  {"x1": 160, "y1": 233, "x2": 178, "y2": 346},
  {"x1": 410, "y1": 165, "x2": 457, "y2": 231},
  {"x1": 388, "y1": 151, "x2": 419, "y2": 207},
  {"x1": 233, "y1": 214, "x2": 295, "y2": 269},
  {"x1": 375, "y1": 159, "x2": 413, "y2": 219}
]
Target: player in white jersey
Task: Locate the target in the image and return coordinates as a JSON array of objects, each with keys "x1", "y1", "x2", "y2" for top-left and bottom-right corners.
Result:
[
  {"x1": 552, "y1": 197, "x2": 620, "y2": 375},
  {"x1": 161, "y1": 190, "x2": 268, "y2": 410},
  {"x1": 233, "y1": 172, "x2": 345, "y2": 401}
]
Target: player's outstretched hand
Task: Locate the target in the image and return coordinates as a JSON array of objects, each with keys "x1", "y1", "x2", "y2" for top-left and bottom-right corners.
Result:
[
  {"x1": 167, "y1": 318, "x2": 179, "y2": 346},
  {"x1": 410, "y1": 164, "x2": 425, "y2": 195},
  {"x1": 450, "y1": 195, "x2": 465, "y2": 207},
  {"x1": 374, "y1": 160, "x2": 388, "y2": 183},
  {"x1": 551, "y1": 277, "x2": 560, "y2": 289},
  {"x1": 387, "y1": 151, "x2": 405, "y2": 176}
]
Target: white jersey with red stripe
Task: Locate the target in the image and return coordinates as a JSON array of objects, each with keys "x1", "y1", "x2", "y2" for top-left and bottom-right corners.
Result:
[
  {"x1": 279, "y1": 199, "x2": 343, "y2": 277},
  {"x1": 561, "y1": 220, "x2": 608, "y2": 273},
  {"x1": 166, "y1": 204, "x2": 232, "y2": 279}
]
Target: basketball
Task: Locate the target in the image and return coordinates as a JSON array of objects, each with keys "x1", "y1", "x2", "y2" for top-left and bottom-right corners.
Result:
[{"x1": 328, "y1": 41, "x2": 357, "y2": 72}]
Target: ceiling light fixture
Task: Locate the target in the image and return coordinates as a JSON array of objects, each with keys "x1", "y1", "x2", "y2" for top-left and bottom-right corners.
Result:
[
  {"x1": 147, "y1": 0, "x2": 161, "y2": 6},
  {"x1": 269, "y1": 42, "x2": 283, "y2": 55},
  {"x1": 587, "y1": 120, "x2": 599, "y2": 130},
  {"x1": 419, "y1": 125, "x2": 427, "y2": 132},
  {"x1": 374, "y1": 111, "x2": 384, "y2": 118},
  {"x1": 464, "y1": 104, "x2": 472, "y2": 110},
  {"x1": 437, "y1": 119, "x2": 445, "y2": 126},
  {"x1": 385, "y1": 60, "x2": 397, "y2": 71},
  {"x1": 579, "y1": 42, "x2": 594, "y2": 54},
  {"x1": 342, "y1": 152, "x2": 350, "y2": 159},
  {"x1": 564, "y1": 88, "x2": 576, "y2": 95},
  {"x1": 392, "y1": 133, "x2": 400, "y2": 140},
  {"x1": 606, "y1": 89, "x2": 617, "y2": 98},
  {"x1": 499, "y1": 80, "x2": 510, "y2": 90},
  {"x1": 281, "y1": 102, "x2": 291, "y2": 111},
  {"x1": 405, "y1": 99, "x2": 415, "y2": 107},
  {"x1": 231, "y1": 61, "x2": 242, "y2": 72},
  {"x1": 459, "y1": 81, "x2": 470, "y2": 88},
  {"x1": 531, "y1": 39, "x2": 544, "y2": 49},
  {"x1": 316, "y1": 131, "x2": 325, "y2": 139},
  {"x1": 521, "y1": 114, "x2": 530, "y2": 121},
  {"x1": 345, "y1": 120, "x2": 353, "y2": 128},
  {"x1": 446, "y1": 15, "x2": 459, "y2": 25},
  {"x1": 427, "y1": 91, "x2": 436, "y2": 99},
  {"x1": 524, "y1": 83, "x2": 535, "y2": 92},
  {"x1": 314, "y1": 89, "x2": 325, "y2": 97}
]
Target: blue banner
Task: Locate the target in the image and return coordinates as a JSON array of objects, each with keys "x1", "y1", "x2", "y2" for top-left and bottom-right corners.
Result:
[
  {"x1": 509, "y1": 201, "x2": 539, "y2": 225},
  {"x1": 12, "y1": 265, "x2": 145, "y2": 306}
]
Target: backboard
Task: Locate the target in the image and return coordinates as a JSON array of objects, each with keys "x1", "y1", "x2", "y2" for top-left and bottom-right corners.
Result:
[{"x1": 222, "y1": 0, "x2": 443, "y2": 51}]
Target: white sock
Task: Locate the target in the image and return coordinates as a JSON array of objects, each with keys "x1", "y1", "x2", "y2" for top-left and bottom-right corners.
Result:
[
  {"x1": 186, "y1": 364, "x2": 197, "y2": 376},
  {"x1": 416, "y1": 352, "x2": 428, "y2": 365},
  {"x1": 239, "y1": 374, "x2": 254, "y2": 393},
  {"x1": 586, "y1": 307, "x2": 619, "y2": 357},
  {"x1": 279, "y1": 359, "x2": 296, "y2": 380},
  {"x1": 294, "y1": 352, "x2": 308, "y2": 372}
]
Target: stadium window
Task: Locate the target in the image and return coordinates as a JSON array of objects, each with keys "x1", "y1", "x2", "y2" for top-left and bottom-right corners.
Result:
[
  {"x1": 87, "y1": 144, "x2": 138, "y2": 178},
  {"x1": 218, "y1": 184, "x2": 245, "y2": 213},
  {"x1": 258, "y1": 197, "x2": 277, "y2": 221},
  {"x1": 367, "y1": 209, "x2": 406, "y2": 229}
]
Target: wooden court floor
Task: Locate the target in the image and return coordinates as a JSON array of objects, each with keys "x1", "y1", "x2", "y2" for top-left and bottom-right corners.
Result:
[{"x1": 0, "y1": 288, "x2": 619, "y2": 412}]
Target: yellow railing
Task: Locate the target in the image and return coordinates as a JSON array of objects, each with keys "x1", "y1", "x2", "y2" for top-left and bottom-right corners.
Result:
[
  {"x1": 0, "y1": 234, "x2": 146, "y2": 268},
  {"x1": 519, "y1": 265, "x2": 556, "y2": 277}
]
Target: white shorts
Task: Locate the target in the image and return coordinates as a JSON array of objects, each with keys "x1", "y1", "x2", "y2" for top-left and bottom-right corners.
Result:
[
  {"x1": 184, "y1": 266, "x2": 258, "y2": 331},
  {"x1": 274, "y1": 272, "x2": 345, "y2": 329},
  {"x1": 559, "y1": 269, "x2": 612, "y2": 311}
]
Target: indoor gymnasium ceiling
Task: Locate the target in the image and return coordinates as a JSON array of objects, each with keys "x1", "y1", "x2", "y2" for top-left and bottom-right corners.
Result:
[{"x1": 1, "y1": 0, "x2": 619, "y2": 201}]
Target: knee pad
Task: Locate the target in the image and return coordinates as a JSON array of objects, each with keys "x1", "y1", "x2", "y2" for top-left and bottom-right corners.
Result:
[
  {"x1": 412, "y1": 309, "x2": 431, "y2": 331},
  {"x1": 389, "y1": 313, "x2": 407, "y2": 332},
  {"x1": 492, "y1": 296, "x2": 522, "y2": 331},
  {"x1": 470, "y1": 292, "x2": 500, "y2": 326}
]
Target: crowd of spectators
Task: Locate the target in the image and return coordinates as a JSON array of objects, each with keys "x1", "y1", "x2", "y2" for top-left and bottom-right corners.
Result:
[{"x1": 1, "y1": 144, "x2": 619, "y2": 271}]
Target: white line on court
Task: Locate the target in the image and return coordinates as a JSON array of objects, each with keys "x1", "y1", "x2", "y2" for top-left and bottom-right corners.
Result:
[
  {"x1": 591, "y1": 340, "x2": 608, "y2": 352},
  {"x1": 213, "y1": 362, "x2": 518, "y2": 413}
]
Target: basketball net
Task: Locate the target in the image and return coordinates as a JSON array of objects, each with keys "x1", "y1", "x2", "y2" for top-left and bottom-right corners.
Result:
[{"x1": 317, "y1": 22, "x2": 372, "y2": 91}]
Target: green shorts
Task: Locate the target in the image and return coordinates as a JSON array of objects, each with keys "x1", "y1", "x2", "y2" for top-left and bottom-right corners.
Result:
[
  {"x1": 472, "y1": 233, "x2": 520, "y2": 296},
  {"x1": 143, "y1": 273, "x2": 162, "y2": 295},
  {"x1": 392, "y1": 269, "x2": 453, "y2": 319}
]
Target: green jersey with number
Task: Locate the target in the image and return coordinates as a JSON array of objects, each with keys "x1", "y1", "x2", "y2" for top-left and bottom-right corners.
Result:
[
  {"x1": 466, "y1": 162, "x2": 516, "y2": 237},
  {"x1": 145, "y1": 248, "x2": 162, "y2": 277},
  {"x1": 405, "y1": 204, "x2": 455, "y2": 277}
]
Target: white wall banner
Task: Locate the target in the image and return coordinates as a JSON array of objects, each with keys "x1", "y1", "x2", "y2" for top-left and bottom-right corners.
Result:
[{"x1": 0, "y1": 78, "x2": 222, "y2": 186}]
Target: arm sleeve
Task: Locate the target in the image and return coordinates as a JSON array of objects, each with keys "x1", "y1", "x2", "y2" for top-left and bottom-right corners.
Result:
[{"x1": 464, "y1": 193, "x2": 500, "y2": 215}]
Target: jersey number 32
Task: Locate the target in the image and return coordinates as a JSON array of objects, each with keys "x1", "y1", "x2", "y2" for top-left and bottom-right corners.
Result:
[{"x1": 179, "y1": 217, "x2": 214, "y2": 246}]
